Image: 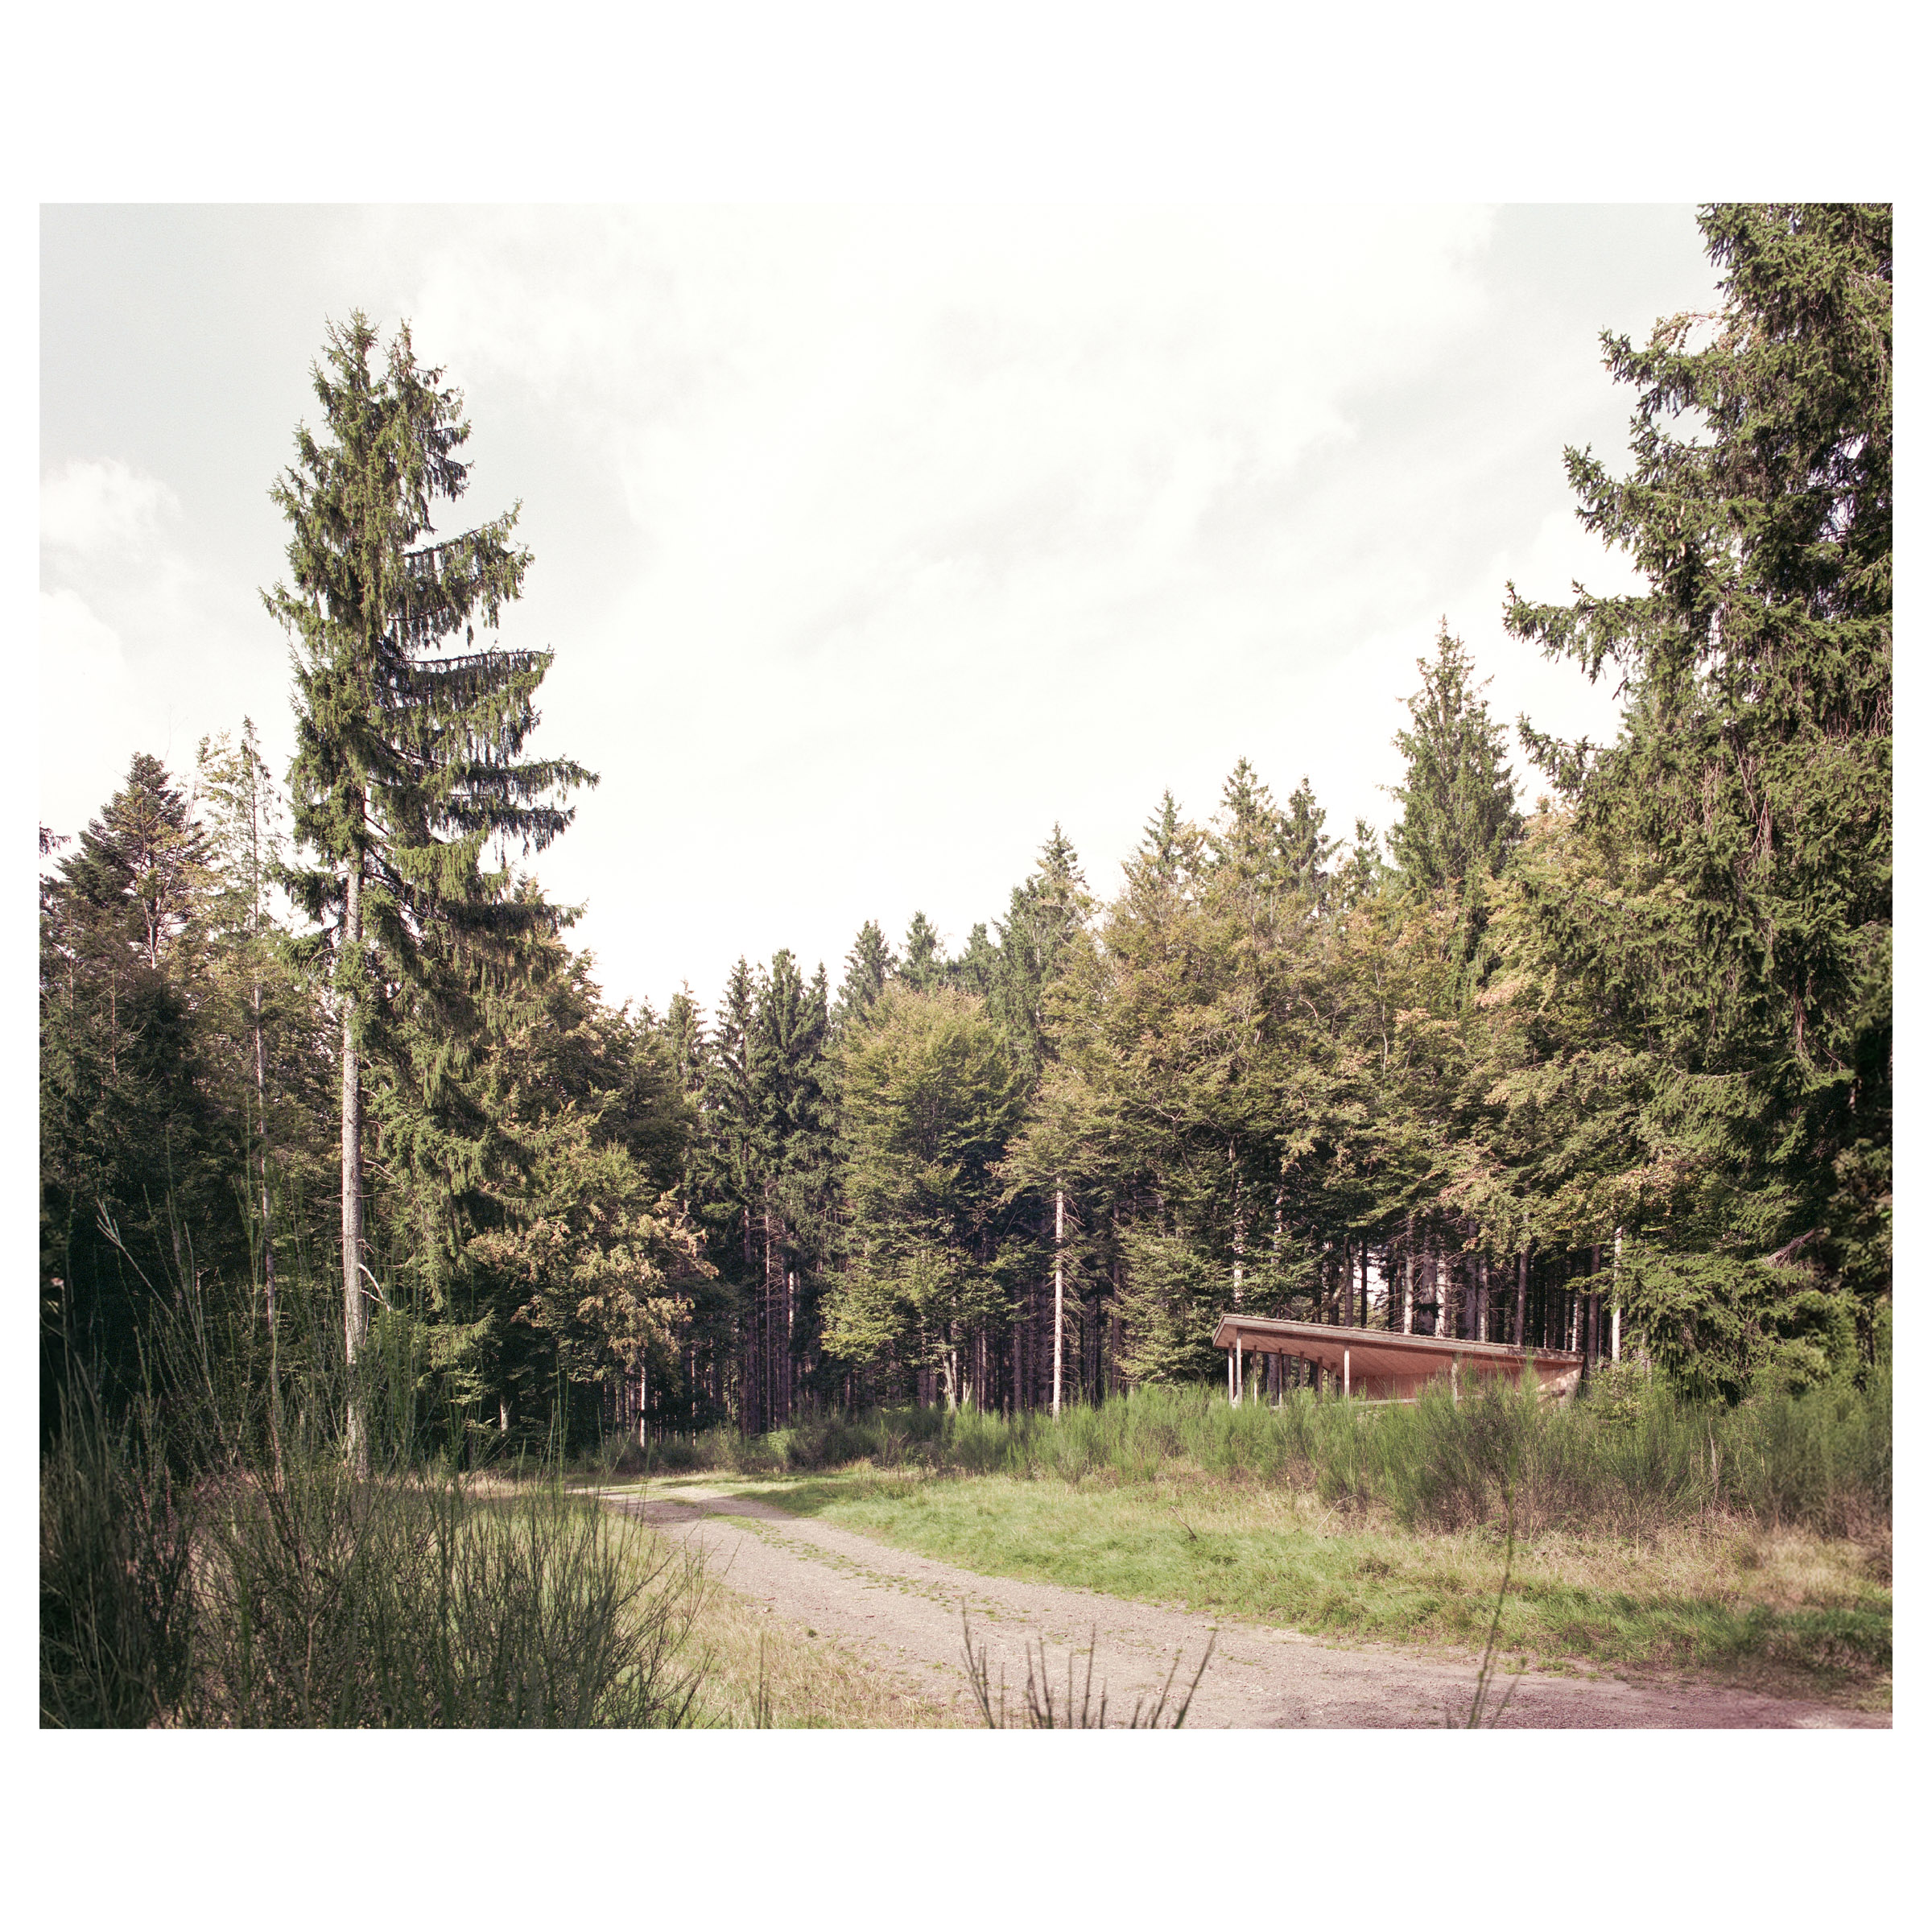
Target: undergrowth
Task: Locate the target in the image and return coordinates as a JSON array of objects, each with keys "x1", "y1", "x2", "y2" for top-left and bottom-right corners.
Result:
[{"x1": 638, "y1": 1365, "x2": 1890, "y2": 1542}]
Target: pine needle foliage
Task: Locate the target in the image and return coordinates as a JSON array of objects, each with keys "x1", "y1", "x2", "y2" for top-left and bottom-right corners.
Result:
[
  {"x1": 1505, "y1": 204, "x2": 1890, "y2": 1323},
  {"x1": 266, "y1": 312, "x2": 595, "y2": 1463}
]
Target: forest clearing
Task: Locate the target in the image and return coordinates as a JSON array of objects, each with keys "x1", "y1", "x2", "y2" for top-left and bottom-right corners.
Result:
[
  {"x1": 586, "y1": 1368, "x2": 1891, "y2": 1724},
  {"x1": 41, "y1": 204, "x2": 1889, "y2": 1732}
]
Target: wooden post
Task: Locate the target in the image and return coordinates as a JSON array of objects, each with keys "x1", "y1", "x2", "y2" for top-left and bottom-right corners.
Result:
[
  {"x1": 1228, "y1": 1339, "x2": 1236, "y2": 1406},
  {"x1": 1343, "y1": 1347, "x2": 1351, "y2": 1400}
]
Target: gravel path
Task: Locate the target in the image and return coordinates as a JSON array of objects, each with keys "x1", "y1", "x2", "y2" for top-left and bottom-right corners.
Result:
[{"x1": 605, "y1": 1484, "x2": 1886, "y2": 1729}]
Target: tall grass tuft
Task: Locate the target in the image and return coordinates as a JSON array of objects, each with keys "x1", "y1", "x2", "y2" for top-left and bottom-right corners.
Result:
[
  {"x1": 42, "y1": 1255, "x2": 710, "y2": 1728},
  {"x1": 197, "y1": 1470, "x2": 703, "y2": 1728},
  {"x1": 39, "y1": 1384, "x2": 198, "y2": 1728},
  {"x1": 655, "y1": 1364, "x2": 1889, "y2": 1541}
]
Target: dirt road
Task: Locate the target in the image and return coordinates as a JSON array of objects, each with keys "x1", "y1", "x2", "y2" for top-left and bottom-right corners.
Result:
[{"x1": 605, "y1": 1484, "x2": 1885, "y2": 1729}]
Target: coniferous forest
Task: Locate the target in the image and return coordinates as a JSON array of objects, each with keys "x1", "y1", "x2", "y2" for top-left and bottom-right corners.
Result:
[{"x1": 41, "y1": 205, "x2": 1890, "y2": 1480}]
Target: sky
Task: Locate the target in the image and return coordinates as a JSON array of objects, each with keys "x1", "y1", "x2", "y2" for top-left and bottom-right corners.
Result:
[{"x1": 39, "y1": 202, "x2": 1724, "y2": 1018}]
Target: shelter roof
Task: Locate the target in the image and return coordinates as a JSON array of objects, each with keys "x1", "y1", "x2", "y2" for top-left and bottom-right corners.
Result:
[{"x1": 1212, "y1": 1313, "x2": 1582, "y2": 1385}]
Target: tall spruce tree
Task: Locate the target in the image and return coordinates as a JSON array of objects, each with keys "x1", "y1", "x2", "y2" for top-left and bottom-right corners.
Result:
[
  {"x1": 1387, "y1": 625, "x2": 1522, "y2": 898},
  {"x1": 899, "y1": 910, "x2": 945, "y2": 992},
  {"x1": 1386, "y1": 624, "x2": 1523, "y2": 989},
  {"x1": 267, "y1": 313, "x2": 593, "y2": 1468},
  {"x1": 833, "y1": 920, "x2": 894, "y2": 1033},
  {"x1": 1506, "y1": 203, "x2": 1891, "y2": 1341}
]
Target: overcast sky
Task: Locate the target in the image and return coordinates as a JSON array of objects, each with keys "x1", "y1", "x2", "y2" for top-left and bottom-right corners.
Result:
[{"x1": 39, "y1": 203, "x2": 1723, "y2": 1018}]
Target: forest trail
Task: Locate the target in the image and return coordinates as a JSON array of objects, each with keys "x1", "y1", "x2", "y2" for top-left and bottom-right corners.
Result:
[{"x1": 605, "y1": 1485, "x2": 1887, "y2": 1730}]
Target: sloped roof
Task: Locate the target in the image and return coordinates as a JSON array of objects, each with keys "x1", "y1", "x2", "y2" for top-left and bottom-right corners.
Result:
[{"x1": 1212, "y1": 1312, "x2": 1582, "y2": 1383}]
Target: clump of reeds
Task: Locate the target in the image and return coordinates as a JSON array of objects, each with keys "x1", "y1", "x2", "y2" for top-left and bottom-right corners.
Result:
[{"x1": 960, "y1": 1610, "x2": 1214, "y2": 1728}]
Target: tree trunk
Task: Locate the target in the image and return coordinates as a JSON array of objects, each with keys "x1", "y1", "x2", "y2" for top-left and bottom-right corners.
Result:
[
  {"x1": 1052, "y1": 1187, "x2": 1065, "y2": 1418},
  {"x1": 1515, "y1": 1249, "x2": 1527, "y2": 1348},
  {"x1": 1611, "y1": 1228, "x2": 1623, "y2": 1364},
  {"x1": 1230, "y1": 1149, "x2": 1245, "y2": 1311},
  {"x1": 1403, "y1": 1221, "x2": 1415, "y2": 1335},
  {"x1": 1013, "y1": 1287, "x2": 1025, "y2": 1417},
  {"x1": 341, "y1": 848, "x2": 368, "y2": 1478}
]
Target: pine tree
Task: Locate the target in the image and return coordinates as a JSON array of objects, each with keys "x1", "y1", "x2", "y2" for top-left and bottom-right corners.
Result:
[
  {"x1": 1279, "y1": 777, "x2": 1336, "y2": 904},
  {"x1": 195, "y1": 720, "x2": 297, "y2": 1331},
  {"x1": 750, "y1": 950, "x2": 834, "y2": 1421},
  {"x1": 266, "y1": 312, "x2": 594, "y2": 1468},
  {"x1": 41, "y1": 756, "x2": 228, "y2": 1399},
  {"x1": 899, "y1": 910, "x2": 945, "y2": 992},
  {"x1": 833, "y1": 920, "x2": 894, "y2": 1033},
  {"x1": 988, "y1": 826, "x2": 1088, "y2": 1078},
  {"x1": 823, "y1": 986, "x2": 1023, "y2": 1409},
  {"x1": 1505, "y1": 204, "x2": 1891, "y2": 1338},
  {"x1": 1386, "y1": 624, "x2": 1522, "y2": 900}
]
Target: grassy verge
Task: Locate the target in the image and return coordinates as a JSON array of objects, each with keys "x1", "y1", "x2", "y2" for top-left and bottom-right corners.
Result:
[{"x1": 702, "y1": 1466, "x2": 1889, "y2": 1708}]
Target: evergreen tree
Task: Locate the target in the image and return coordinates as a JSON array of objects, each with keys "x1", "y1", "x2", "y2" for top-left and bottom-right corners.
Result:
[
  {"x1": 1386, "y1": 624, "x2": 1522, "y2": 898},
  {"x1": 1505, "y1": 204, "x2": 1891, "y2": 1342},
  {"x1": 947, "y1": 922, "x2": 1001, "y2": 1001},
  {"x1": 1279, "y1": 777, "x2": 1336, "y2": 904},
  {"x1": 663, "y1": 985, "x2": 706, "y2": 1100},
  {"x1": 40, "y1": 756, "x2": 230, "y2": 1406},
  {"x1": 750, "y1": 951, "x2": 836, "y2": 1418},
  {"x1": 1129, "y1": 791, "x2": 1202, "y2": 901},
  {"x1": 823, "y1": 987, "x2": 1024, "y2": 1408},
  {"x1": 832, "y1": 920, "x2": 894, "y2": 1032},
  {"x1": 266, "y1": 312, "x2": 594, "y2": 1468},
  {"x1": 987, "y1": 826, "x2": 1088, "y2": 1079},
  {"x1": 194, "y1": 720, "x2": 307, "y2": 1331},
  {"x1": 899, "y1": 910, "x2": 945, "y2": 992}
]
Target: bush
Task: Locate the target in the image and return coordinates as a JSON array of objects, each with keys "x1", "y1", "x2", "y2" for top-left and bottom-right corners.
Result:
[
  {"x1": 196, "y1": 1470, "x2": 703, "y2": 1727},
  {"x1": 42, "y1": 1397, "x2": 708, "y2": 1728}
]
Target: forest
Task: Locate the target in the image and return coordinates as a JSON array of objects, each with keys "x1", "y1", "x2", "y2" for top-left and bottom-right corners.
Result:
[{"x1": 40, "y1": 205, "x2": 1891, "y2": 1484}]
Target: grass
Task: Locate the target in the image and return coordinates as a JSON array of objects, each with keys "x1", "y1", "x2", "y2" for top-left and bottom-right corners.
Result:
[
  {"x1": 710, "y1": 1468, "x2": 1889, "y2": 1706},
  {"x1": 650, "y1": 1369, "x2": 1892, "y2": 1543}
]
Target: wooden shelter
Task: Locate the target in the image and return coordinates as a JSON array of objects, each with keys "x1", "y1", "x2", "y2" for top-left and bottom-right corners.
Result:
[{"x1": 1212, "y1": 1313, "x2": 1584, "y2": 1404}]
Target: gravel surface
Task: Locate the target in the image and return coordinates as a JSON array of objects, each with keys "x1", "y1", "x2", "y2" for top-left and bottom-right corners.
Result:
[{"x1": 605, "y1": 1484, "x2": 1887, "y2": 1730}]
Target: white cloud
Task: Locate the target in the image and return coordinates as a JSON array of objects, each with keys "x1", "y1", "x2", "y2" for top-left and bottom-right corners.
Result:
[
  {"x1": 39, "y1": 590, "x2": 141, "y2": 797},
  {"x1": 40, "y1": 458, "x2": 179, "y2": 558},
  {"x1": 40, "y1": 205, "x2": 1720, "y2": 1013}
]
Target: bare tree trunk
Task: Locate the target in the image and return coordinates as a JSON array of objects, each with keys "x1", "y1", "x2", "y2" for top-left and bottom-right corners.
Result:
[
  {"x1": 341, "y1": 849, "x2": 368, "y2": 1478},
  {"x1": 1611, "y1": 1228, "x2": 1623, "y2": 1364},
  {"x1": 741, "y1": 1202, "x2": 759, "y2": 1434},
  {"x1": 1013, "y1": 1289, "x2": 1024, "y2": 1416},
  {"x1": 1230, "y1": 1148, "x2": 1245, "y2": 1311},
  {"x1": 1588, "y1": 1243, "x2": 1602, "y2": 1369},
  {"x1": 1052, "y1": 1187, "x2": 1065, "y2": 1418},
  {"x1": 1515, "y1": 1249, "x2": 1527, "y2": 1348},
  {"x1": 1403, "y1": 1220, "x2": 1415, "y2": 1335}
]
